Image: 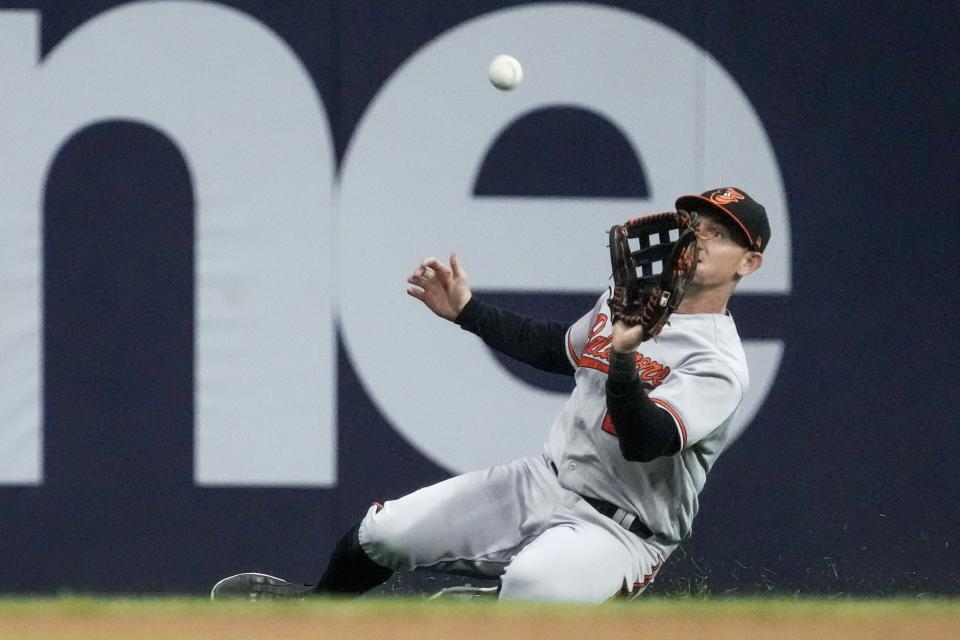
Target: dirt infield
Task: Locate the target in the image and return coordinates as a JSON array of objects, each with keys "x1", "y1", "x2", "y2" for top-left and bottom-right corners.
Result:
[
  {"x1": 3, "y1": 614, "x2": 960, "y2": 640},
  {"x1": 0, "y1": 598, "x2": 957, "y2": 640}
]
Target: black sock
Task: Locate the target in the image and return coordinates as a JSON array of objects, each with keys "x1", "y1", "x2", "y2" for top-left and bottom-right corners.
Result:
[{"x1": 314, "y1": 523, "x2": 393, "y2": 595}]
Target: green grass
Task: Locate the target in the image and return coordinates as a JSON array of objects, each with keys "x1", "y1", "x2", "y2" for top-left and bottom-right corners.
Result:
[{"x1": 0, "y1": 595, "x2": 957, "y2": 618}]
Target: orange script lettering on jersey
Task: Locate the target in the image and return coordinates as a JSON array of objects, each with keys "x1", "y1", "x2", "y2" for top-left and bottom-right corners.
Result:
[{"x1": 577, "y1": 313, "x2": 670, "y2": 386}]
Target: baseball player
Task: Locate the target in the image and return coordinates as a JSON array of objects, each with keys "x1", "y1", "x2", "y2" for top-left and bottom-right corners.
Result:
[{"x1": 212, "y1": 187, "x2": 770, "y2": 603}]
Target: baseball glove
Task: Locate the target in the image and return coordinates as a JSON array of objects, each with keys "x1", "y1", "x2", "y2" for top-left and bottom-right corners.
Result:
[{"x1": 607, "y1": 211, "x2": 700, "y2": 338}]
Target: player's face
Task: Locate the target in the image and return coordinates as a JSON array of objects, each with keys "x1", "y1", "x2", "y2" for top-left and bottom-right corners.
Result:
[{"x1": 691, "y1": 213, "x2": 762, "y2": 288}]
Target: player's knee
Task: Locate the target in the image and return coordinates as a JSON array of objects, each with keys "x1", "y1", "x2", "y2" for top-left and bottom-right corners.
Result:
[
  {"x1": 500, "y1": 566, "x2": 567, "y2": 602},
  {"x1": 499, "y1": 555, "x2": 614, "y2": 603},
  {"x1": 498, "y1": 559, "x2": 581, "y2": 603},
  {"x1": 356, "y1": 502, "x2": 420, "y2": 572}
]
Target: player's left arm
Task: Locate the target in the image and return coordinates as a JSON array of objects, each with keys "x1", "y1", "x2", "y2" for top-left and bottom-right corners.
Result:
[
  {"x1": 606, "y1": 348, "x2": 742, "y2": 460},
  {"x1": 644, "y1": 355, "x2": 742, "y2": 451},
  {"x1": 605, "y1": 350, "x2": 682, "y2": 462}
]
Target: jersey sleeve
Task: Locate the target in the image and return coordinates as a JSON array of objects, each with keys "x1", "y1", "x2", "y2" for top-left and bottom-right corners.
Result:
[
  {"x1": 648, "y1": 356, "x2": 743, "y2": 449},
  {"x1": 564, "y1": 289, "x2": 610, "y2": 369}
]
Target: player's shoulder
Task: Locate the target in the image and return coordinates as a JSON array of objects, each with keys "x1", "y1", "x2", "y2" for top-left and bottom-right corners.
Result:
[
  {"x1": 587, "y1": 287, "x2": 613, "y2": 318},
  {"x1": 600, "y1": 287, "x2": 613, "y2": 308},
  {"x1": 663, "y1": 313, "x2": 749, "y2": 387},
  {"x1": 705, "y1": 313, "x2": 749, "y2": 388}
]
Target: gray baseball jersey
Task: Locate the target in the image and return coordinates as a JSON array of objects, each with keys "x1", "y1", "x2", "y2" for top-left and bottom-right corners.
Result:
[
  {"x1": 547, "y1": 289, "x2": 750, "y2": 544},
  {"x1": 359, "y1": 289, "x2": 750, "y2": 601}
]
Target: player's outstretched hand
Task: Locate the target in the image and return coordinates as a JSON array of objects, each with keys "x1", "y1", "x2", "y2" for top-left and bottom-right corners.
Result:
[{"x1": 406, "y1": 252, "x2": 472, "y2": 322}]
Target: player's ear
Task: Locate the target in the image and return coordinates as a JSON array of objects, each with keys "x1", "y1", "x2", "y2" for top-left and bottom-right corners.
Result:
[{"x1": 737, "y1": 251, "x2": 763, "y2": 278}]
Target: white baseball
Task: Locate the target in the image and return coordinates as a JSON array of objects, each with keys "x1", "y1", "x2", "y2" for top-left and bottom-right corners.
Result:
[{"x1": 488, "y1": 54, "x2": 523, "y2": 91}]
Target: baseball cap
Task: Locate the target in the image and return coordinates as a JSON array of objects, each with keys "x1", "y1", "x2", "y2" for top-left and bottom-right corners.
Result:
[{"x1": 675, "y1": 187, "x2": 771, "y2": 252}]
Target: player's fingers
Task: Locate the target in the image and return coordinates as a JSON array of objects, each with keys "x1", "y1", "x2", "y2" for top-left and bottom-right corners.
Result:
[
  {"x1": 408, "y1": 271, "x2": 434, "y2": 286},
  {"x1": 420, "y1": 258, "x2": 453, "y2": 284},
  {"x1": 406, "y1": 286, "x2": 426, "y2": 301},
  {"x1": 450, "y1": 251, "x2": 466, "y2": 279},
  {"x1": 422, "y1": 257, "x2": 453, "y2": 279}
]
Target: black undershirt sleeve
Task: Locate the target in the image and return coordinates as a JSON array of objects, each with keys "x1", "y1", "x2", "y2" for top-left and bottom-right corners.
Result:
[
  {"x1": 605, "y1": 350, "x2": 682, "y2": 462},
  {"x1": 454, "y1": 296, "x2": 575, "y2": 376},
  {"x1": 454, "y1": 296, "x2": 679, "y2": 460}
]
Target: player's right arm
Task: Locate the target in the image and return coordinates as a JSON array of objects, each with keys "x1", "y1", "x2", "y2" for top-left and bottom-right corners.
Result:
[{"x1": 405, "y1": 252, "x2": 574, "y2": 376}]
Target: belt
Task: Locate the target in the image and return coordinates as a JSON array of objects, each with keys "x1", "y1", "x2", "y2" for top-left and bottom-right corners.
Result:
[
  {"x1": 580, "y1": 495, "x2": 654, "y2": 539},
  {"x1": 550, "y1": 461, "x2": 653, "y2": 539}
]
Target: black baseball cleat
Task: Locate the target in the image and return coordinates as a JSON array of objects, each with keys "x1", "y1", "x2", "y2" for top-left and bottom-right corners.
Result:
[{"x1": 210, "y1": 572, "x2": 317, "y2": 601}]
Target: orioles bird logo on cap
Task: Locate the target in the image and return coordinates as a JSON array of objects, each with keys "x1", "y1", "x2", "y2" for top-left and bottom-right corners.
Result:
[{"x1": 709, "y1": 188, "x2": 745, "y2": 205}]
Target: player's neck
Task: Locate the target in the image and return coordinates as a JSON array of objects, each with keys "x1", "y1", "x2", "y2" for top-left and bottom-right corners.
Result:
[{"x1": 677, "y1": 284, "x2": 732, "y2": 315}]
